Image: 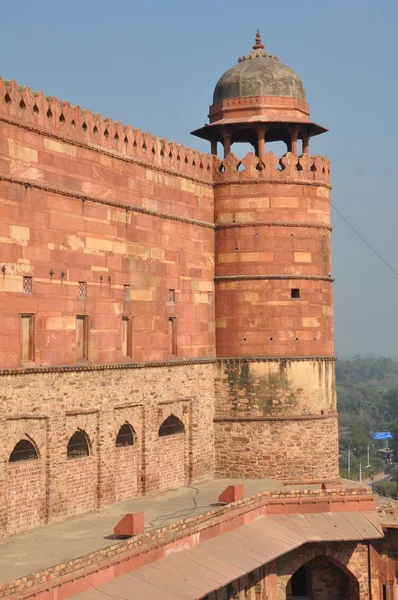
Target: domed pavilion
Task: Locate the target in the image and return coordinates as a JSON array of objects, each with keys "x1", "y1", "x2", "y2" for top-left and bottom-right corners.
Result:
[{"x1": 191, "y1": 30, "x2": 327, "y2": 159}]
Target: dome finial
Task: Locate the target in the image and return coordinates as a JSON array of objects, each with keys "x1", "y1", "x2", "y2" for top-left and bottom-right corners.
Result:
[{"x1": 252, "y1": 29, "x2": 265, "y2": 50}]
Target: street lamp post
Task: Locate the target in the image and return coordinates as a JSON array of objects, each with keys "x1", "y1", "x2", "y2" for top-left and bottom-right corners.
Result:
[{"x1": 348, "y1": 447, "x2": 350, "y2": 478}]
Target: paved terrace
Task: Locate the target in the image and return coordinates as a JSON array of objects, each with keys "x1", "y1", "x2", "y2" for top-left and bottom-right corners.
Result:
[{"x1": 0, "y1": 477, "x2": 368, "y2": 586}]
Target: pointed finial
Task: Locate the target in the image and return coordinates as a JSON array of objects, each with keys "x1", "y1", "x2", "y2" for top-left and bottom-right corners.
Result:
[{"x1": 252, "y1": 29, "x2": 265, "y2": 50}]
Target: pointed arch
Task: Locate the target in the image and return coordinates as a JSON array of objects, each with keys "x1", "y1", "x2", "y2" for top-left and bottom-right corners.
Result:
[
  {"x1": 287, "y1": 554, "x2": 359, "y2": 600},
  {"x1": 9, "y1": 438, "x2": 39, "y2": 462},
  {"x1": 67, "y1": 430, "x2": 90, "y2": 459},
  {"x1": 159, "y1": 415, "x2": 184, "y2": 437},
  {"x1": 116, "y1": 423, "x2": 136, "y2": 447}
]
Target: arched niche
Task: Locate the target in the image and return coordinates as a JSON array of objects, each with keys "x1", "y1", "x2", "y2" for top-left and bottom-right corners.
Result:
[
  {"x1": 9, "y1": 438, "x2": 39, "y2": 462},
  {"x1": 116, "y1": 423, "x2": 135, "y2": 447},
  {"x1": 158, "y1": 415, "x2": 184, "y2": 437},
  {"x1": 67, "y1": 430, "x2": 90, "y2": 459}
]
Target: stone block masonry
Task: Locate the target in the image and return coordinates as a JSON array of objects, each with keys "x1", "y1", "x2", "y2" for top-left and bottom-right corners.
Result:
[
  {"x1": 0, "y1": 73, "x2": 338, "y2": 537},
  {"x1": 0, "y1": 363, "x2": 215, "y2": 537}
]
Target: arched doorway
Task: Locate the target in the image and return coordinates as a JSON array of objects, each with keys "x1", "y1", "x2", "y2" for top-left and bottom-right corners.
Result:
[
  {"x1": 287, "y1": 555, "x2": 359, "y2": 600},
  {"x1": 114, "y1": 423, "x2": 140, "y2": 501},
  {"x1": 7, "y1": 437, "x2": 45, "y2": 535},
  {"x1": 66, "y1": 429, "x2": 96, "y2": 516},
  {"x1": 158, "y1": 415, "x2": 187, "y2": 491}
]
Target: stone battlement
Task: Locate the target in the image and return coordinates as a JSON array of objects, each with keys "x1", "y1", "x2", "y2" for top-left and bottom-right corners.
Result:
[
  {"x1": 0, "y1": 78, "x2": 213, "y2": 182},
  {"x1": 214, "y1": 150, "x2": 331, "y2": 185}
]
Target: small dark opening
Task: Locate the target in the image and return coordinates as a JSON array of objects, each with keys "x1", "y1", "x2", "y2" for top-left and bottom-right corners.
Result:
[
  {"x1": 116, "y1": 424, "x2": 135, "y2": 447},
  {"x1": 291, "y1": 566, "x2": 309, "y2": 596},
  {"x1": 383, "y1": 585, "x2": 387, "y2": 600},
  {"x1": 9, "y1": 439, "x2": 38, "y2": 462},
  {"x1": 159, "y1": 416, "x2": 183, "y2": 437},
  {"x1": 67, "y1": 431, "x2": 89, "y2": 459},
  {"x1": 291, "y1": 288, "x2": 300, "y2": 299}
]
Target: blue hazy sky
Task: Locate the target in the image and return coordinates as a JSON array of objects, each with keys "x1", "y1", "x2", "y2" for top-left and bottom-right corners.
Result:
[{"x1": 1, "y1": 0, "x2": 397, "y2": 358}]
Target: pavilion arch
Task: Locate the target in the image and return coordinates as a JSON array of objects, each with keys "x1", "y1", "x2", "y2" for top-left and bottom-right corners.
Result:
[
  {"x1": 115, "y1": 423, "x2": 136, "y2": 447},
  {"x1": 158, "y1": 415, "x2": 185, "y2": 437},
  {"x1": 67, "y1": 429, "x2": 90, "y2": 459},
  {"x1": 286, "y1": 553, "x2": 360, "y2": 600},
  {"x1": 9, "y1": 437, "x2": 39, "y2": 462}
]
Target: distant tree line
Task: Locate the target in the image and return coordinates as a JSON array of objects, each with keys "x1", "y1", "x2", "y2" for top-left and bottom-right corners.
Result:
[{"x1": 337, "y1": 356, "x2": 398, "y2": 480}]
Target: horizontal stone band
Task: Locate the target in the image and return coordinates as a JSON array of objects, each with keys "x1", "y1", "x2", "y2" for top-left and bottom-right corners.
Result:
[
  {"x1": 0, "y1": 174, "x2": 215, "y2": 230},
  {"x1": 216, "y1": 221, "x2": 332, "y2": 231},
  {"x1": 215, "y1": 274, "x2": 334, "y2": 282},
  {"x1": 214, "y1": 412, "x2": 338, "y2": 422},
  {"x1": 0, "y1": 355, "x2": 335, "y2": 376},
  {"x1": 217, "y1": 356, "x2": 336, "y2": 362}
]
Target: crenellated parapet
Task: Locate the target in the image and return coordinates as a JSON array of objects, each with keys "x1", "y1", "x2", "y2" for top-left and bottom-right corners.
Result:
[
  {"x1": 0, "y1": 78, "x2": 214, "y2": 182},
  {"x1": 214, "y1": 151, "x2": 330, "y2": 185}
]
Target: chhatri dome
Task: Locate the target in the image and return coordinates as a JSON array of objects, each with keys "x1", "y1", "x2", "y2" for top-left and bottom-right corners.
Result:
[
  {"x1": 191, "y1": 31, "x2": 327, "y2": 159},
  {"x1": 213, "y1": 30, "x2": 306, "y2": 103}
]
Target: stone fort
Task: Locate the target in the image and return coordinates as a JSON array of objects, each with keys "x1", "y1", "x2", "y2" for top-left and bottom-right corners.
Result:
[{"x1": 0, "y1": 31, "x2": 396, "y2": 600}]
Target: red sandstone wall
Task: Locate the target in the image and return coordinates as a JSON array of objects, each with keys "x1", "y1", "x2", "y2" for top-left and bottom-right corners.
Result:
[
  {"x1": 6, "y1": 459, "x2": 46, "y2": 535},
  {"x1": 214, "y1": 153, "x2": 333, "y2": 358},
  {"x1": 158, "y1": 433, "x2": 187, "y2": 491},
  {"x1": 0, "y1": 77, "x2": 215, "y2": 369},
  {"x1": 66, "y1": 457, "x2": 97, "y2": 516},
  {"x1": 114, "y1": 446, "x2": 141, "y2": 502}
]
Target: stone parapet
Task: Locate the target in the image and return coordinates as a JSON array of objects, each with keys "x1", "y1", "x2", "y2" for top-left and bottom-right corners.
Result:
[
  {"x1": 214, "y1": 151, "x2": 330, "y2": 186},
  {"x1": 0, "y1": 486, "x2": 375, "y2": 600},
  {"x1": 0, "y1": 78, "x2": 213, "y2": 184}
]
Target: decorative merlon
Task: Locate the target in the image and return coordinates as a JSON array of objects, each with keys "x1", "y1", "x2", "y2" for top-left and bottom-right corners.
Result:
[
  {"x1": 0, "y1": 77, "x2": 214, "y2": 182},
  {"x1": 214, "y1": 151, "x2": 331, "y2": 184}
]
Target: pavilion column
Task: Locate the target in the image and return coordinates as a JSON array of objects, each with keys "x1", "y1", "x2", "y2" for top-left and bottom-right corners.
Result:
[
  {"x1": 210, "y1": 139, "x2": 217, "y2": 156},
  {"x1": 291, "y1": 128, "x2": 298, "y2": 157},
  {"x1": 223, "y1": 133, "x2": 231, "y2": 158},
  {"x1": 257, "y1": 127, "x2": 267, "y2": 162},
  {"x1": 302, "y1": 133, "x2": 310, "y2": 154}
]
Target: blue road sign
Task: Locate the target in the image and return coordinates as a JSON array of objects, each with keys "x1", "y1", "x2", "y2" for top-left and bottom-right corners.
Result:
[{"x1": 373, "y1": 432, "x2": 392, "y2": 440}]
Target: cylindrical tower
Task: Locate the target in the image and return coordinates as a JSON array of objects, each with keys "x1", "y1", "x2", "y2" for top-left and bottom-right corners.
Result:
[{"x1": 192, "y1": 32, "x2": 339, "y2": 484}]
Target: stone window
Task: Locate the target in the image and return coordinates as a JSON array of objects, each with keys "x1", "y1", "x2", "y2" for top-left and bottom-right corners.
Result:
[
  {"x1": 291, "y1": 288, "x2": 300, "y2": 299},
  {"x1": 67, "y1": 431, "x2": 90, "y2": 459},
  {"x1": 168, "y1": 289, "x2": 175, "y2": 303},
  {"x1": 116, "y1": 424, "x2": 135, "y2": 447},
  {"x1": 159, "y1": 415, "x2": 184, "y2": 437},
  {"x1": 21, "y1": 314, "x2": 34, "y2": 362},
  {"x1": 9, "y1": 439, "x2": 38, "y2": 462},
  {"x1": 123, "y1": 284, "x2": 130, "y2": 302},
  {"x1": 168, "y1": 317, "x2": 177, "y2": 358},
  {"x1": 78, "y1": 281, "x2": 86, "y2": 298},
  {"x1": 76, "y1": 315, "x2": 88, "y2": 361},
  {"x1": 122, "y1": 317, "x2": 131, "y2": 358},
  {"x1": 23, "y1": 276, "x2": 32, "y2": 294}
]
